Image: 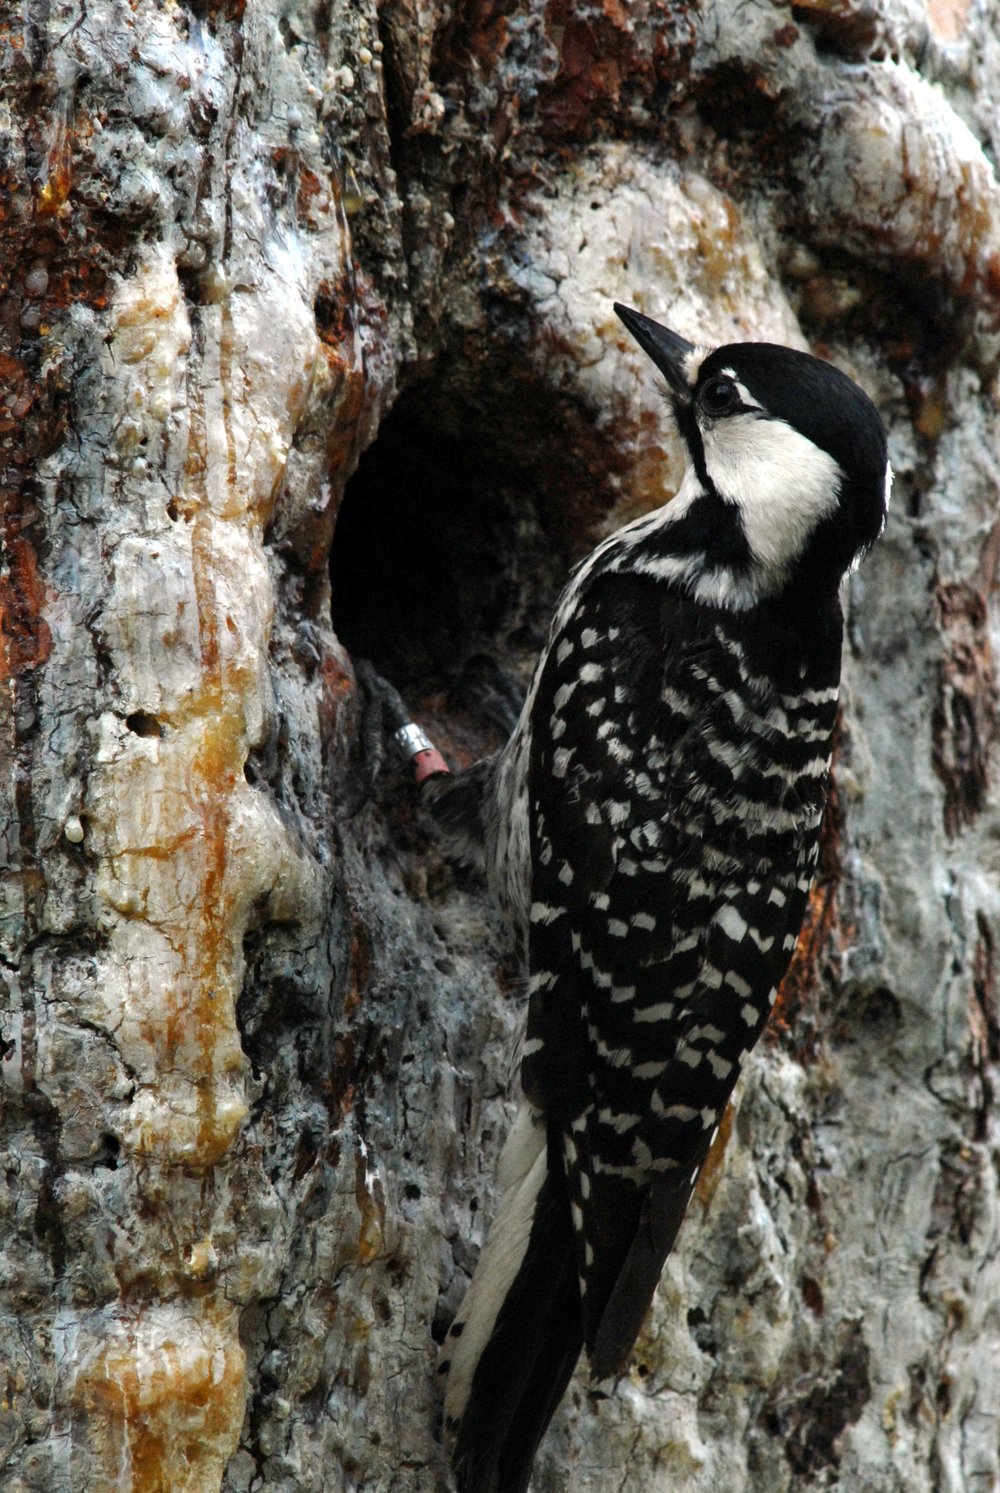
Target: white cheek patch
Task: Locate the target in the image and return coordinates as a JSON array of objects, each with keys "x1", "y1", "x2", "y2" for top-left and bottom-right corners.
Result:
[{"x1": 700, "y1": 414, "x2": 843, "y2": 576}]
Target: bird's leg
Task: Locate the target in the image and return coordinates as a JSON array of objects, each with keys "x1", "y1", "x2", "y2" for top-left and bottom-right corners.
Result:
[
  {"x1": 393, "y1": 719, "x2": 453, "y2": 787},
  {"x1": 349, "y1": 660, "x2": 451, "y2": 816},
  {"x1": 351, "y1": 660, "x2": 499, "y2": 877}
]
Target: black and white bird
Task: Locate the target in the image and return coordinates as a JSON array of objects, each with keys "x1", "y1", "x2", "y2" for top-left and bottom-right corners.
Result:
[{"x1": 412, "y1": 305, "x2": 890, "y2": 1493}]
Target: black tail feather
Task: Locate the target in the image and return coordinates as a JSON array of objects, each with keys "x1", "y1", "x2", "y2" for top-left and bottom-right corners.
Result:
[
  {"x1": 589, "y1": 1174, "x2": 695, "y2": 1381},
  {"x1": 494, "y1": 1321, "x2": 582, "y2": 1493},
  {"x1": 452, "y1": 1173, "x2": 583, "y2": 1493}
]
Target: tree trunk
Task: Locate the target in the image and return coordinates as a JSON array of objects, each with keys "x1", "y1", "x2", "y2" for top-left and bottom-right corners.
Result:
[{"x1": 2, "y1": 1, "x2": 1000, "y2": 1489}]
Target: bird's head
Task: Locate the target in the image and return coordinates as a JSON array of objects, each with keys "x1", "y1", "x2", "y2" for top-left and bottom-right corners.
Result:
[{"x1": 614, "y1": 304, "x2": 890, "y2": 606}]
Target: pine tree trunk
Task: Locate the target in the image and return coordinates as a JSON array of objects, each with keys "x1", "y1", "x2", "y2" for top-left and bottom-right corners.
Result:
[{"x1": 2, "y1": 1, "x2": 1000, "y2": 1489}]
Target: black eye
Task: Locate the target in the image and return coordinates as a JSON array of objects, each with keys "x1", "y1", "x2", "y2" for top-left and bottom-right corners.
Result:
[{"x1": 700, "y1": 376, "x2": 739, "y2": 417}]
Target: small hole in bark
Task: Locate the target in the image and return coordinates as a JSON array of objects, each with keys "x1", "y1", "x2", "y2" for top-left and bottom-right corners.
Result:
[
  {"x1": 96, "y1": 1134, "x2": 121, "y2": 1170},
  {"x1": 802, "y1": 1275, "x2": 825, "y2": 1315},
  {"x1": 293, "y1": 1127, "x2": 319, "y2": 1181},
  {"x1": 125, "y1": 711, "x2": 162, "y2": 737},
  {"x1": 854, "y1": 985, "x2": 902, "y2": 1026}
]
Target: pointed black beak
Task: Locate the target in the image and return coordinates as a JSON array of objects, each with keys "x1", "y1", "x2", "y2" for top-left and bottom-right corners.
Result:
[{"x1": 613, "y1": 303, "x2": 695, "y2": 398}]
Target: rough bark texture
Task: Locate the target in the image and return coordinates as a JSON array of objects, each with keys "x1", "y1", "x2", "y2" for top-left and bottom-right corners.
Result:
[{"x1": 2, "y1": 0, "x2": 1000, "y2": 1489}]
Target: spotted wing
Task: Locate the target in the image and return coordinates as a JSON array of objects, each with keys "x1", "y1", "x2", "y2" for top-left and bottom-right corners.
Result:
[{"x1": 522, "y1": 572, "x2": 821, "y2": 1372}]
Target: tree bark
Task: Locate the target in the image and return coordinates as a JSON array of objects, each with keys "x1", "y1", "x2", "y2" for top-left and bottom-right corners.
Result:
[{"x1": 2, "y1": 1, "x2": 1000, "y2": 1490}]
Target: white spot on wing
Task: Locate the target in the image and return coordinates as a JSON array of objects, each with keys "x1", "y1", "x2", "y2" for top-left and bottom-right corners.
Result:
[
  {"x1": 530, "y1": 901, "x2": 563, "y2": 925},
  {"x1": 552, "y1": 747, "x2": 573, "y2": 778},
  {"x1": 633, "y1": 1001, "x2": 675, "y2": 1023},
  {"x1": 717, "y1": 905, "x2": 749, "y2": 943}
]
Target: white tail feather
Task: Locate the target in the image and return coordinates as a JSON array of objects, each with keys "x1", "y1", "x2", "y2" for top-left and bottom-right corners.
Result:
[{"x1": 443, "y1": 1104, "x2": 547, "y2": 1427}]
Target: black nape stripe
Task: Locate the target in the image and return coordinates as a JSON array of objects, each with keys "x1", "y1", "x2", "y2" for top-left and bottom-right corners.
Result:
[{"x1": 658, "y1": 489, "x2": 753, "y2": 573}]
